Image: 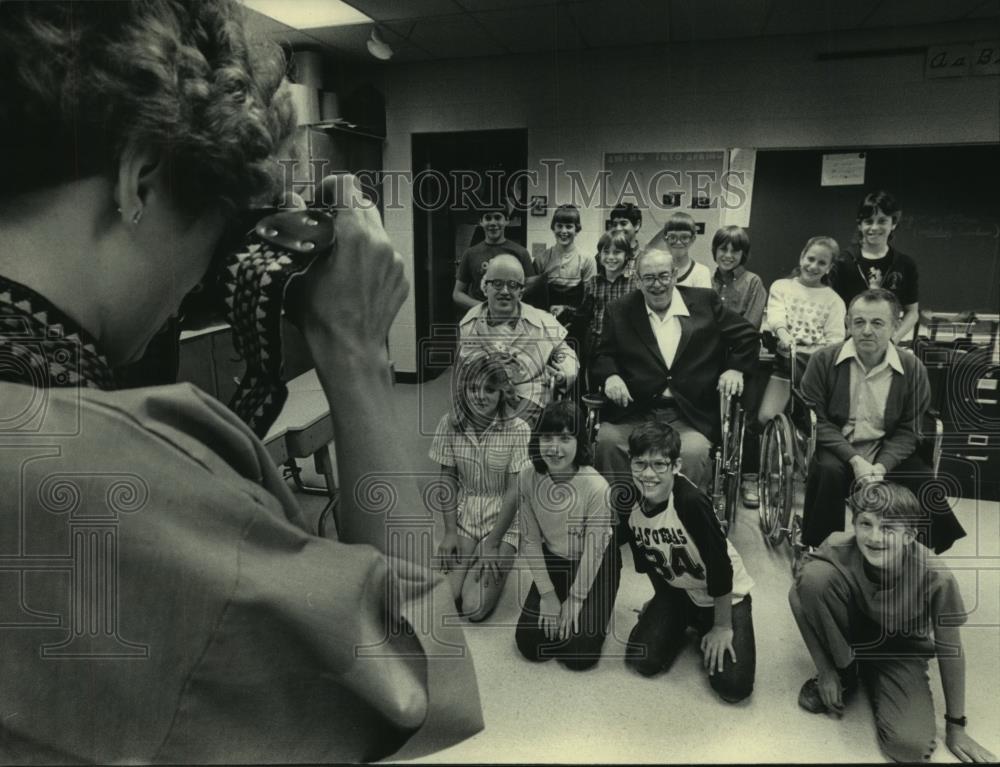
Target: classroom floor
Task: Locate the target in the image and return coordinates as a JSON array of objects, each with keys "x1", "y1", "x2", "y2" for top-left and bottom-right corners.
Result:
[{"x1": 298, "y1": 371, "x2": 1000, "y2": 764}]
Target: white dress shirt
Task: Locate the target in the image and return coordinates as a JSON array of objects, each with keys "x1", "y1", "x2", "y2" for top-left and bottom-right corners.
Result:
[{"x1": 646, "y1": 290, "x2": 690, "y2": 398}]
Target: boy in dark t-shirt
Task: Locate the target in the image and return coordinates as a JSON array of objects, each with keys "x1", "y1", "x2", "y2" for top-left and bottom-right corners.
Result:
[
  {"x1": 624, "y1": 419, "x2": 756, "y2": 703},
  {"x1": 453, "y1": 203, "x2": 537, "y2": 311},
  {"x1": 831, "y1": 190, "x2": 920, "y2": 344}
]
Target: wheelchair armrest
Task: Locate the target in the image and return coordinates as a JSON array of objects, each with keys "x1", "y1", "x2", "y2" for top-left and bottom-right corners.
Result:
[
  {"x1": 581, "y1": 393, "x2": 607, "y2": 411},
  {"x1": 918, "y1": 411, "x2": 944, "y2": 477}
]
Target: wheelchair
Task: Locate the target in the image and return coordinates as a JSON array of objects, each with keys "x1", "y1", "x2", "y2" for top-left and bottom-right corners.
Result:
[
  {"x1": 757, "y1": 339, "x2": 945, "y2": 569},
  {"x1": 756, "y1": 339, "x2": 815, "y2": 561},
  {"x1": 581, "y1": 388, "x2": 746, "y2": 535}
]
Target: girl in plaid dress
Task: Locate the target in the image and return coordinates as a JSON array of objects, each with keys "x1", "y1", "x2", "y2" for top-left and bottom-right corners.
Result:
[{"x1": 430, "y1": 353, "x2": 532, "y2": 620}]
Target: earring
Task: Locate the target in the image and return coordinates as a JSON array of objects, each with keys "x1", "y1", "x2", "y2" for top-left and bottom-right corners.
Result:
[{"x1": 131, "y1": 207, "x2": 143, "y2": 226}]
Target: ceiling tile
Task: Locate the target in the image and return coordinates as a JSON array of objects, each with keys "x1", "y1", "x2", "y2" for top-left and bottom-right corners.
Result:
[
  {"x1": 862, "y1": 0, "x2": 989, "y2": 27},
  {"x1": 253, "y1": 0, "x2": 1000, "y2": 64},
  {"x1": 344, "y1": 0, "x2": 462, "y2": 22},
  {"x1": 669, "y1": 0, "x2": 770, "y2": 42},
  {"x1": 383, "y1": 14, "x2": 507, "y2": 58},
  {"x1": 963, "y1": 0, "x2": 1000, "y2": 18},
  {"x1": 242, "y1": 8, "x2": 339, "y2": 53},
  {"x1": 566, "y1": 0, "x2": 671, "y2": 48},
  {"x1": 764, "y1": 0, "x2": 882, "y2": 35},
  {"x1": 454, "y1": 0, "x2": 568, "y2": 9},
  {"x1": 475, "y1": 5, "x2": 586, "y2": 53},
  {"x1": 295, "y1": 23, "x2": 378, "y2": 59}
]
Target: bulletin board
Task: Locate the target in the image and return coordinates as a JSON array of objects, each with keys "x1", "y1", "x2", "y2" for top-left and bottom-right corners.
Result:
[
  {"x1": 604, "y1": 150, "x2": 728, "y2": 270},
  {"x1": 746, "y1": 145, "x2": 1000, "y2": 313}
]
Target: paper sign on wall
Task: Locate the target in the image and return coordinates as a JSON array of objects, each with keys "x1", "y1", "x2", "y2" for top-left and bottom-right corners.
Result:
[
  {"x1": 603, "y1": 150, "x2": 727, "y2": 266},
  {"x1": 821, "y1": 152, "x2": 866, "y2": 187},
  {"x1": 721, "y1": 148, "x2": 756, "y2": 228}
]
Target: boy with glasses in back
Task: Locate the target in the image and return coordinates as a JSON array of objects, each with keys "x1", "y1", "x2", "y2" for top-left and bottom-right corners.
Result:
[{"x1": 663, "y1": 211, "x2": 712, "y2": 288}]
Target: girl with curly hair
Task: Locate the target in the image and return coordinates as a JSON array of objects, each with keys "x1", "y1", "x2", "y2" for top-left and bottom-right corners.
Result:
[{"x1": 0, "y1": 1, "x2": 481, "y2": 762}]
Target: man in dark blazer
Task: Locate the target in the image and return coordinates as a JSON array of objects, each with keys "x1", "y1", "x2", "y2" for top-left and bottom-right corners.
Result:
[
  {"x1": 591, "y1": 249, "x2": 759, "y2": 531},
  {"x1": 799, "y1": 288, "x2": 965, "y2": 552}
]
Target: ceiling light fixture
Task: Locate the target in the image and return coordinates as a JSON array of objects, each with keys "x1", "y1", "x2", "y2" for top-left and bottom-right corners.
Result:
[
  {"x1": 241, "y1": 0, "x2": 371, "y2": 30},
  {"x1": 367, "y1": 27, "x2": 394, "y2": 60}
]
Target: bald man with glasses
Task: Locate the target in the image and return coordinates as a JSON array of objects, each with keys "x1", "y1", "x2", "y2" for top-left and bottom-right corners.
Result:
[
  {"x1": 591, "y1": 249, "x2": 758, "y2": 541},
  {"x1": 458, "y1": 255, "x2": 578, "y2": 427}
]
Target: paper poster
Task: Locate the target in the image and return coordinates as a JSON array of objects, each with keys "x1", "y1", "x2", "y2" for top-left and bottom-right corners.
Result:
[
  {"x1": 821, "y1": 152, "x2": 866, "y2": 186},
  {"x1": 603, "y1": 150, "x2": 728, "y2": 265},
  {"x1": 721, "y1": 148, "x2": 756, "y2": 228}
]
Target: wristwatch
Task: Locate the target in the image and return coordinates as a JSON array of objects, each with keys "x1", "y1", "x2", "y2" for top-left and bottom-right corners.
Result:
[{"x1": 944, "y1": 714, "x2": 967, "y2": 727}]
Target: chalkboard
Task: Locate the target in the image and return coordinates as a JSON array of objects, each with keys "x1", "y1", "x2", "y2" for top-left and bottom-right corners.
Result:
[{"x1": 747, "y1": 145, "x2": 1000, "y2": 314}]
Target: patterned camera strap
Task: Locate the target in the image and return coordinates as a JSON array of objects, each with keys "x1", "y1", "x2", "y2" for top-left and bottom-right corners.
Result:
[
  {"x1": 0, "y1": 274, "x2": 116, "y2": 391},
  {"x1": 223, "y1": 209, "x2": 335, "y2": 438}
]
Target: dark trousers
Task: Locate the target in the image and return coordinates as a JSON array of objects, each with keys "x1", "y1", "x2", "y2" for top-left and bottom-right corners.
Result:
[
  {"x1": 802, "y1": 448, "x2": 966, "y2": 552},
  {"x1": 790, "y1": 559, "x2": 937, "y2": 762},
  {"x1": 739, "y1": 362, "x2": 772, "y2": 474},
  {"x1": 515, "y1": 542, "x2": 622, "y2": 670},
  {"x1": 625, "y1": 581, "x2": 756, "y2": 703}
]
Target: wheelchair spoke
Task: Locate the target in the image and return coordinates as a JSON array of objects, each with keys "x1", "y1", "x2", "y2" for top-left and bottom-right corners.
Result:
[
  {"x1": 759, "y1": 422, "x2": 777, "y2": 540},
  {"x1": 772, "y1": 414, "x2": 795, "y2": 546}
]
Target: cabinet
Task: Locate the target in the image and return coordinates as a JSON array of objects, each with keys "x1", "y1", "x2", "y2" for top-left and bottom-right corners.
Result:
[
  {"x1": 177, "y1": 319, "x2": 315, "y2": 404},
  {"x1": 915, "y1": 335, "x2": 1000, "y2": 502}
]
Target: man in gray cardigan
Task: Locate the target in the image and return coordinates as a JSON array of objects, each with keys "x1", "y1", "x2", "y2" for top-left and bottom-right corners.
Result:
[{"x1": 799, "y1": 288, "x2": 965, "y2": 552}]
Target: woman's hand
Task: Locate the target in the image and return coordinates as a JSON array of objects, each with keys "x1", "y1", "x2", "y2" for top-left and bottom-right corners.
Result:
[
  {"x1": 291, "y1": 174, "x2": 408, "y2": 365},
  {"x1": 700, "y1": 626, "x2": 736, "y2": 675},
  {"x1": 946, "y1": 724, "x2": 996, "y2": 762},
  {"x1": 538, "y1": 591, "x2": 561, "y2": 640},
  {"x1": 434, "y1": 532, "x2": 461, "y2": 574}
]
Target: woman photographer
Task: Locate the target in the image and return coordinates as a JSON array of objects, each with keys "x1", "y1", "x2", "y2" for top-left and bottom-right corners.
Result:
[{"x1": 0, "y1": 1, "x2": 481, "y2": 762}]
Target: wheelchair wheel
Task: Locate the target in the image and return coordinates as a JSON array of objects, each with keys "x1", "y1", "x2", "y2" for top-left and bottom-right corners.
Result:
[{"x1": 759, "y1": 413, "x2": 794, "y2": 547}]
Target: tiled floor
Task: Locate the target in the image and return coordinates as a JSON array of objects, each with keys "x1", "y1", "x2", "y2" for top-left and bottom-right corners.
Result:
[{"x1": 298, "y1": 372, "x2": 1000, "y2": 764}]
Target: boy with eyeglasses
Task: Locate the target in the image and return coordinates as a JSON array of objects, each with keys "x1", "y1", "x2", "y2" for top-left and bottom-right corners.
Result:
[
  {"x1": 663, "y1": 212, "x2": 712, "y2": 288},
  {"x1": 624, "y1": 419, "x2": 757, "y2": 703}
]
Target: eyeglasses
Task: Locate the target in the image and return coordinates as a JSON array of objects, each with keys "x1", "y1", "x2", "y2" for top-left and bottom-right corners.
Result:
[
  {"x1": 665, "y1": 233, "x2": 693, "y2": 245},
  {"x1": 638, "y1": 272, "x2": 675, "y2": 287},
  {"x1": 485, "y1": 279, "x2": 524, "y2": 292},
  {"x1": 630, "y1": 458, "x2": 674, "y2": 474}
]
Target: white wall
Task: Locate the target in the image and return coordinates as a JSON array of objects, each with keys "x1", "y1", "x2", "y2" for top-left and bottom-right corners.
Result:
[{"x1": 377, "y1": 20, "x2": 999, "y2": 372}]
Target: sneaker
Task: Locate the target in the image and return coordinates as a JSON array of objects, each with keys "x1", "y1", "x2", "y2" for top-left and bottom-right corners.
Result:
[
  {"x1": 798, "y1": 678, "x2": 828, "y2": 714},
  {"x1": 740, "y1": 474, "x2": 760, "y2": 508},
  {"x1": 798, "y1": 667, "x2": 858, "y2": 714}
]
